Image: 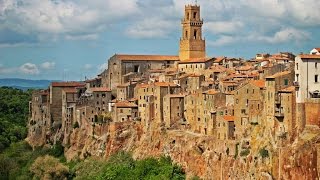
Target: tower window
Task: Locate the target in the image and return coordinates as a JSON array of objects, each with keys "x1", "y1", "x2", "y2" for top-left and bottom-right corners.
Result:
[
  {"x1": 185, "y1": 31, "x2": 188, "y2": 39},
  {"x1": 315, "y1": 75, "x2": 318, "y2": 83},
  {"x1": 193, "y1": 12, "x2": 197, "y2": 19},
  {"x1": 187, "y1": 12, "x2": 190, "y2": 20},
  {"x1": 194, "y1": 30, "x2": 197, "y2": 39}
]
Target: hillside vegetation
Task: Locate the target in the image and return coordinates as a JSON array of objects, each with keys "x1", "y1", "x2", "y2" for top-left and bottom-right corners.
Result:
[
  {"x1": 0, "y1": 87, "x2": 185, "y2": 180},
  {"x1": 0, "y1": 87, "x2": 32, "y2": 151}
]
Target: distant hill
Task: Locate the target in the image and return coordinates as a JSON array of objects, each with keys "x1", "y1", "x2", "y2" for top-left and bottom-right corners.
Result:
[{"x1": 0, "y1": 78, "x2": 59, "y2": 90}]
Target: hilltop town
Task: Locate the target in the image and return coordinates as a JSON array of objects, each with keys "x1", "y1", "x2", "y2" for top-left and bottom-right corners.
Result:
[{"x1": 27, "y1": 4, "x2": 320, "y2": 179}]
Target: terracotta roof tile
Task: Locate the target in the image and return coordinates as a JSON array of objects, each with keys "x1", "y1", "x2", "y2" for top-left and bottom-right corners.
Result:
[
  {"x1": 90, "y1": 87, "x2": 111, "y2": 92},
  {"x1": 223, "y1": 115, "x2": 235, "y2": 122},
  {"x1": 115, "y1": 54, "x2": 179, "y2": 61},
  {"x1": 51, "y1": 82, "x2": 85, "y2": 87},
  {"x1": 204, "y1": 89, "x2": 220, "y2": 95},
  {"x1": 178, "y1": 57, "x2": 213, "y2": 63},
  {"x1": 214, "y1": 56, "x2": 226, "y2": 63},
  {"x1": 265, "y1": 71, "x2": 291, "y2": 79},
  {"x1": 154, "y1": 82, "x2": 178, "y2": 87},
  {"x1": 300, "y1": 54, "x2": 320, "y2": 59},
  {"x1": 251, "y1": 80, "x2": 265, "y2": 88},
  {"x1": 279, "y1": 86, "x2": 295, "y2": 93},
  {"x1": 63, "y1": 88, "x2": 77, "y2": 93},
  {"x1": 115, "y1": 101, "x2": 138, "y2": 108}
]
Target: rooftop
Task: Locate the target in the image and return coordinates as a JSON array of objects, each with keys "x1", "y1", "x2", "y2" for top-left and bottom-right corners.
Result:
[
  {"x1": 90, "y1": 87, "x2": 111, "y2": 92},
  {"x1": 51, "y1": 82, "x2": 85, "y2": 87},
  {"x1": 223, "y1": 115, "x2": 235, "y2": 122},
  {"x1": 115, "y1": 101, "x2": 138, "y2": 108},
  {"x1": 178, "y1": 57, "x2": 213, "y2": 63},
  {"x1": 251, "y1": 80, "x2": 265, "y2": 88},
  {"x1": 300, "y1": 54, "x2": 320, "y2": 59},
  {"x1": 114, "y1": 54, "x2": 180, "y2": 61},
  {"x1": 279, "y1": 86, "x2": 295, "y2": 93},
  {"x1": 265, "y1": 71, "x2": 291, "y2": 79}
]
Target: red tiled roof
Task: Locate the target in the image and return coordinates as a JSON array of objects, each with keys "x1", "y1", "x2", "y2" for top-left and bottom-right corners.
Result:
[
  {"x1": 154, "y1": 82, "x2": 178, "y2": 87},
  {"x1": 51, "y1": 82, "x2": 85, "y2": 87},
  {"x1": 251, "y1": 80, "x2": 265, "y2": 88},
  {"x1": 205, "y1": 89, "x2": 220, "y2": 95},
  {"x1": 265, "y1": 71, "x2": 291, "y2": 79},
  {"x1": 214, "y1": 56, "x2": 226, "y2": 63},
  {"x1": 223, "y1": 115, "x2": 235, "y2": 122},
  {"x1": 115, "y1": 54, "x2": 180, "y2": 61},
  {"x1": 279, "y1": 86, "x2": 295, "y2": 93},
  {"x1": 179, "y1": 57, "x2": 213, "y2": 63},
  {"x1": 63, "y1": 88, "x2": 77, "y2": 93},
  {"x1": 300, "y1": 54, "x2": 320, "y2": 59},
  {"x1": 136, "y1": 83, "x2": 150, "y2": 88},
  {"x1": 115, "y1": 101, "x2": 138, "y2": 108},
  {"x1": 314, "y1": 48, "x2": 320, "y2": 51},
  {"x1": 90, "y1": 87, "x2": 111, "y2": 92}
]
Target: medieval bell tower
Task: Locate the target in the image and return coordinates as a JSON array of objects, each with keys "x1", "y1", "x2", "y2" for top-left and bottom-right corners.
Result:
[{"x1": 179, "y1": 4, "x2": 206, "y2": 61}]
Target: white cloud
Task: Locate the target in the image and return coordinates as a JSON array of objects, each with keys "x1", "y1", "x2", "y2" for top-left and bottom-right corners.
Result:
[
  {"x1": 41, "y1": 61, "x2": 55, "y2": 70},
  {"x1": 20, "y1": 63, "x2": 39, "y2": 75},
  {"x1": 0, "y1": 0, "x2": 139, "y2": 43},
  {"x1": 204, "y1": 21, "x2": 244, "y2": 34},
  {"x1": 97, "y1": 62, "x2": 108, "y2": 73},
  {"x1": 208, "y1": 36, "x2": 238, "y2": 46},
  {"x1": 83, "y1": 64, "x2": 93, "y2": 70},
  {"x1": 253, "y1": 28, "x2": 310, "y2": 44},
  {"x1": 125, "y1": 18, "x2": 176, "y2": 38},
  {"x1": 0, "y1": 64, "x2": 16, "y2": 74},
  {"x1": 65, "y1": 34, "x2": 99, "y2": 41}
]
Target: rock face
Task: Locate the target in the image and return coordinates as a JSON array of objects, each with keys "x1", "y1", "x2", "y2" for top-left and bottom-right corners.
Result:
[{"x1": 31, "y1": 118, "x2": 318, "y2": 179}]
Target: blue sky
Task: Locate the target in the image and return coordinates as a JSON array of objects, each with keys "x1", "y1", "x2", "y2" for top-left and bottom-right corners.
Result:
[{"x1": 0, "y1": 0, "x2": 319, "y2": 80}]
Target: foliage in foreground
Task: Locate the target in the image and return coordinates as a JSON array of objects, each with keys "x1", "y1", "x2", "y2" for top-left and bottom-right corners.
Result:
[
  {"x1": 72, "y1": 151, "x2": 186, "y2": 180},
  {"x1": 0, "y1": 87, "x2": 32, "y2": 152}
]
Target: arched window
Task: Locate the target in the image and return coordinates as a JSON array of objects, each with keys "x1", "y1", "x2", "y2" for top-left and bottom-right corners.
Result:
[{"x1": 193, "y1": 12, "x2": 197, "y2": 19}]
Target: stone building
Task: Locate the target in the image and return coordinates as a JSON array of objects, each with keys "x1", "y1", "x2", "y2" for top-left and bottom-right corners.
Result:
[
  {"x1": 295, "y1": 54, "x2": 320, "y2": 103},
  {"x1": 265, "y1": 71, "x2": 294, "y2": 133},
  {"x1": 50, "y1": 82, "x2": 85, "y2": 129},
  {"x1": 234, "y1": 80, "x2": 265, "y2": 139},
  {"x1": 103, "y1": 54, "x2": 180, "y2": 90},
  {"x1": 113, "y1": 101, "x2": 138, "y2": 122},
  {"x1": 163, "y1": 94, "x2": 186, "y2": 129},
  {"x1": 179, "y1": 5, "x2": 206, "y2": 61}
]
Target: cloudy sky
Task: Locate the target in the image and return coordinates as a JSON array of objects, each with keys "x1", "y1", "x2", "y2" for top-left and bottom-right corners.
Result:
[{"x1": 0, "y1": 0, "x2": 319, "y2": 80}]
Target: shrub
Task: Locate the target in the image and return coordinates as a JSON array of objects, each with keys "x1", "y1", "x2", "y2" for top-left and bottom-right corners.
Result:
[
  {"x1": 73, "y1": 121, "x2": 79, "y2": 129},
  {"x1": 240, "y1": 149, "x2": 250, "y2": 157},
  {"x1": 30, "y1": 155, "x2": 69, "y2": 179},
  {"x1": 259, "y1": 148, "x2": 269, "y2": 158}
]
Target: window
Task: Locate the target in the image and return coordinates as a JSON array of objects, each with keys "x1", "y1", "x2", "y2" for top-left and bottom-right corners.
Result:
[
  {"x1": 316, "y1": 62, "x2": 318, "y2": 69},
  {"x1": 296, "y1": 63, "x2": 298, "y2": 70},
  {"x1": 187, "y1": 12, "x2": 190, "y2": 20},
  {"x1": 296, "y1": 74, "x2": 299, "y2": 81},
  {"x1": 193, "y1": 12, "x2": 197, "y2": 19},
  {"x1": 252, "y1": 89, "x2": 255, "y2": 94},
  {"x1": 247, "y1": 89, "x2": 249, "y2": 94},
  {"x1": 284, "y1": 79, "x2": 289, "y2": 86},
  {"x1": 185, "y1": 31, "x2": 188, "y2": 39},
  {"x1": 193, "y1": 30, "x2": 197, "y2": 39},
  {"x1": 120, "y1": 109, "x2": 123, "y2": 113},
  {"x1": 315, "y1": 75, "x2": 319, "y2": 83}
]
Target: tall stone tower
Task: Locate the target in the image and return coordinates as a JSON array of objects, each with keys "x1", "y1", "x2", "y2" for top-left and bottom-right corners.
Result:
[{"x1": 179, "y1": 4, "x2": 206, "y2": 61}]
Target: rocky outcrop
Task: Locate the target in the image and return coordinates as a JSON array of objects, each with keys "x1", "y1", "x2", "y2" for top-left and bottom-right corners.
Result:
[{"x1": 28, "y1": 119, "x2": 320, "y2": 179}]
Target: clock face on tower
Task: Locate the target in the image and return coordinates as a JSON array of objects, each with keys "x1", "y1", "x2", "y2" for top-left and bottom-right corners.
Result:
[{"x1": 179, "y1": 4, "x2": 206, "y2": 61}]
